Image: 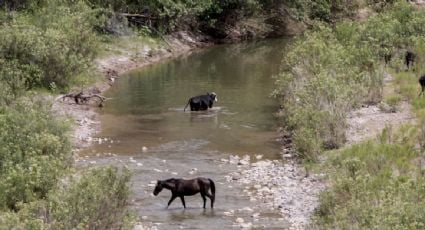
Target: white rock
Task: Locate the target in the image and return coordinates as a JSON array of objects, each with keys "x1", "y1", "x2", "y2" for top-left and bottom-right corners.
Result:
[
  {"x1": 223, "y1": 211, "x2": 233, "y2": 216},
  {"x1": 239, "y1": 207, "x2": 253, "y2": 212},
  {"x1": 133, "y1": 224, "x2": 144, "y2": 230},
  {"x1": 240, "y1": 222, "x2": 253, "y2": 229},
  {"x1": 238, "y1": 160, "x2": 249, "y2": 165},
  {"x1": 137, "y1": 163, "x2": 143, "y2": 167},
  {"x1": 235, "y1": 217, "x2": 244, "y2": 223},
  {"x1": 142, "y1": 146, "x2": 148, "y2": 152}
]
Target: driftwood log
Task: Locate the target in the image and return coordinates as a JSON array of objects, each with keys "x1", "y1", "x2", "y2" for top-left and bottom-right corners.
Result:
[{"x1": 56, "y1": 91, "x2": 109, "y2": 107}]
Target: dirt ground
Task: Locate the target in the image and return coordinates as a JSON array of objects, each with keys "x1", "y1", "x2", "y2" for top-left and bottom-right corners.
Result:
[{"x1": 346, "y1": 73, "x2": 415, "y2": 145}]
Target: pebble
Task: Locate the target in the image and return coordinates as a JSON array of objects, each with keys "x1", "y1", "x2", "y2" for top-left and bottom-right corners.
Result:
[
  {"x1": 225, "y1": 157, "x2": 326, "y2": 229},
  {"x1": 240, "y1": 222, "x2": 253, "y2": 229},
  {"x1": 251, "y1": 213, "x2": 260, "y2": 218},
  {"x1": 235, "y1": 217, "x2": 244, "y2": 223},
  {"x1": 142, "y1": 146, "x2": 148, "y2": 152},
  {"x1": 223, "y1": 211, "x2": 233, "y2": 216},
  {"x1": 133, "y1": 224, "x2": 144, "y2": 230},
  {"x1": 239, "y1": 207, "x2": 253, "y2": 213}
]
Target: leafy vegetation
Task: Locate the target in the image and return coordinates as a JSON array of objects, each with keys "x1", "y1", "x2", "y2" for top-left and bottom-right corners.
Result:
[
  {"x1": 277, "y1": 1, "x2": 425, "y2": 228},
  {"x1": 314, "y1": 135, "x2": 425, "y2": 229},
  {"x1": 274, "y1": 2, "x2": 425, "y2": 160},
  {"x1": 0, "y1": 0, "x2": 132, "y2": 228}
]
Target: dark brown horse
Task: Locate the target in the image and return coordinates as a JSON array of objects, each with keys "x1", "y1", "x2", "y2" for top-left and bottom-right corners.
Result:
[{"x1": 153, "y1": 177, "x2": 215, "y2": 209}]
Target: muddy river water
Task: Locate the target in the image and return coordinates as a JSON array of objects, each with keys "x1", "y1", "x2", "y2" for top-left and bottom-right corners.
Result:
[{"x1": 81, "y1": 39, "x2": 290, "y2": 229}]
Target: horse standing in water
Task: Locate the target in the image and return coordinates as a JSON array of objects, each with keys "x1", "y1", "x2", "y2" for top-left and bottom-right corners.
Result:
[{"x1": 153, "y1": 177, "x2": 215, "y2": 209}]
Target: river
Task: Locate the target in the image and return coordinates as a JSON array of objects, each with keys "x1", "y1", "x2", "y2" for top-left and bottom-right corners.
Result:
[{"x1": 80, "y1": 38, "x2": 290, "y2": 229}]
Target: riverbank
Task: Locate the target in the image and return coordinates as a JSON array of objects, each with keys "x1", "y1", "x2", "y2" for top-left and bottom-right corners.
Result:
[
  {"x1": 227, "y1": 71, "x2": 416, "y2": 229},
  {"x1": 52, "y1": 31, "x2": 212, "y2": 152}
]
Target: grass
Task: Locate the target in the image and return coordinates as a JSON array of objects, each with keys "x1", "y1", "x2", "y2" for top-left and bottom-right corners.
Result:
[
  {"x1": 97, "y1": 34, "x2": 165, "y2": 58},
  {"x1": 313, "y1": 67, "x2": 425, "y2": 229}
]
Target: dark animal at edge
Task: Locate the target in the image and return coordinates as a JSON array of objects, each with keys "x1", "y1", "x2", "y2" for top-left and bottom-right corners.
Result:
[
  {"x1": 153, "y1": 177, "x2": 215, "y2": 209},
  {"x1": 184, "y1": 92, "x2": 218, "y2": 111},
  {"x1": 384, "y1": 54, "x2": 392, "y2": 66},
  {"x1": 405, "y1": 50, "x2": 415, "y2": 70},
  {"x1": 419, "y1": 74, "x2": 425, "y2": 96}
]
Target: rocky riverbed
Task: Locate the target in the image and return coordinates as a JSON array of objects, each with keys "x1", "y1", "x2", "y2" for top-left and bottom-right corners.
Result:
[{"x1": 224, "y1": 155, "x2": 326, "y2": 229}]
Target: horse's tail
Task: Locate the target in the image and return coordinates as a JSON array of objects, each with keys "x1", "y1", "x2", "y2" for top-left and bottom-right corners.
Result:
[
  {"x1": 208, "y1": 178, "x2": 215, "y2": 208},
  {"x1": 184, "y1": 99, "x2": 190, "y2": 112}
]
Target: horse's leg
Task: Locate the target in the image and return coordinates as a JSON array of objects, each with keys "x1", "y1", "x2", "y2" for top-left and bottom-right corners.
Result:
[
  {"x1": 167, "y1": 195, "x2": 177, "y2": 208},
  {"x1": 201, "y1": 193, "x2": 207, "y2": 209},
  {"x1": 179, "y1": 196, "x2": 186, "y2": 209},
  {"x1": 205, "y1": 193, "x2": 214, "y2": 208}
]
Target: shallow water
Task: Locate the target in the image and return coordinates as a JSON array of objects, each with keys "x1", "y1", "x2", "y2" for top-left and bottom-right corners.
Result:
[{"x1": 81, "y1": 39, "x2": 290, "y2": 229}]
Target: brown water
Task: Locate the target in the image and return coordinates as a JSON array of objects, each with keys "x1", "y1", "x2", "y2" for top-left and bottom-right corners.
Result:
[{"x1": 81, "y1": 39, "x2": 290, "y2": 229}]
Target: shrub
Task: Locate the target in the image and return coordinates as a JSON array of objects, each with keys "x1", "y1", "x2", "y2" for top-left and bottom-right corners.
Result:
[
  {"x1": 273, "y1": 26, "x2": 378, "y2": 159},
  {"x1": 0, "y1": 100, "x2": 71, "y2": 211},
  {"x1": 274, "y1": 2, "x2": 425, "y2": 160},
  {"x1": 48, "y1": 167, "x2": 132, "y2": 229},
  {"x1": 0, "y1": 1, "x2": 99, "y2": 90},
  {"x1": 314, "y1": 140, "x2": 425, "y2": 229},
  {"x1": 0, "y1": 167, "x2": 132, "y2": 229}
]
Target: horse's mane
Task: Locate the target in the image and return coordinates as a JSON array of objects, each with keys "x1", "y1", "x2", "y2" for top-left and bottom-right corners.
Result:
[{"x1": 164, "y1": 178, "x2": 179, "y2": 183}]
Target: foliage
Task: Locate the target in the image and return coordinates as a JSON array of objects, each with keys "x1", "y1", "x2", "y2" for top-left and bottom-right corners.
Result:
[
  {"x1": 0, "y1": 167, "x2": 132, "y2": 229},
  {"x1": 48, "y1": 167, "x2": 132, "y2": 229},
  {"x1": 0, "y1": 100, "x2": 71, "y2": 211},
  {"x1": 274, "y1": 1, "x2": 425, "y2": 160},
  {"x1": 313, "y1": 138, "x2": 425, "y2": 229},
  {"x1": 0, "y1": 0, "x2": 99, "y2": 91},
  {"x1": 273, "y1": 25, "x2": 380, "y2": 159}
]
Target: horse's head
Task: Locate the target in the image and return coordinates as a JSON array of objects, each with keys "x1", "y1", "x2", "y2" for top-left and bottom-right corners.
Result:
[
  {"x1": 209, "y1": 92, "x2": 218, "y2": 102},
  {"x1": 153, "y1": 181, "x2": 164, "y2": 196}
]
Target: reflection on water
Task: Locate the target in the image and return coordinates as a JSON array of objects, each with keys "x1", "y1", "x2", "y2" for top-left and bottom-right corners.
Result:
[
  {"x1": 82, "y1": 39, "x2": 290, "y2": 229},
  {"x1": 91, "y1": 39, "x2": 288, "y2": 158}
]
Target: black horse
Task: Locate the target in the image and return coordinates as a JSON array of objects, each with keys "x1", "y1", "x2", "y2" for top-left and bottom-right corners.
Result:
[
  {"x1": 153, "y1": 177, "x2": 215, "y2": 209},
  {"x1": 405, "y1": 50, "x2": 415, "y2": 70},
  {"x1": 184, "y1": 92, "x2": 218, "y2": 111},
  {"x1": 419, "y1": 74, "x2": 425, "y2": 96}
]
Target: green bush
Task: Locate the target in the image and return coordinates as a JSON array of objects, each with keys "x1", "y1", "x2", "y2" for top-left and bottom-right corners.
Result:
[
  {"x1": 0, "y1": 167, "x2": 132, "y2": 229},
  {"x1": 274, "y1": 2, "x2": 425, "y2": 160},
  {"x1": 48, "y1": 167, "x2": 132, "y2": 229},
  {"x1": 314, "y1": 140, "x2": 425, "y2": 229},
  {"x1": 0, "y1": 1, "x2": 98, "y2": 90},
  {"x1": 273, "y1": 26, "x2": 378, "y2": 159},
  {"x1": 0, "y1": 100, "x2": 71, "y2": 211}
]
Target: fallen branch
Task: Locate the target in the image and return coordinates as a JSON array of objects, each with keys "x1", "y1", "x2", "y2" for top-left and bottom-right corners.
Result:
[{"x1": 56, "y1": 91, "x2": 111, "y2": 107}]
